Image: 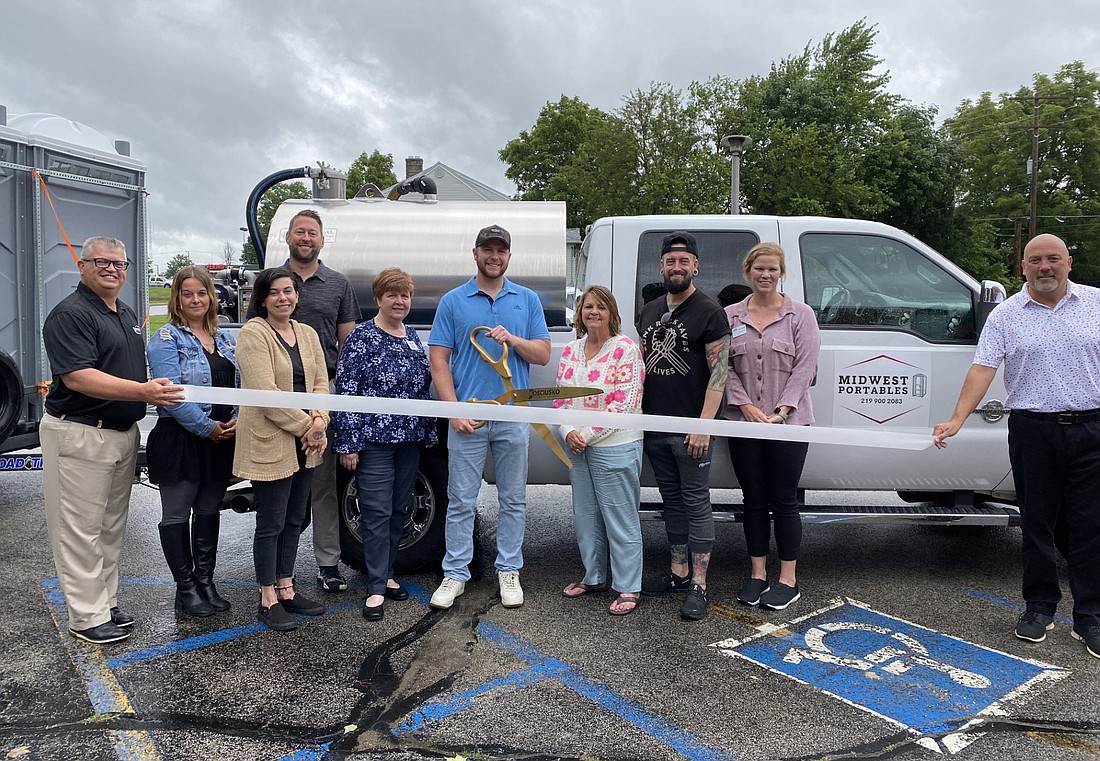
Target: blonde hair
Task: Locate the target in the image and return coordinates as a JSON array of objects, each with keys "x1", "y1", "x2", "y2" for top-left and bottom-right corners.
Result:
[
  {"x1": 742, "y1": 242, "x2": 786, "y2": 280},
  {"x1": 168, "y1": 266, "x2": 220, "y2": 335},
  {"x1": 572, "y1": 285, "x2": 622, "y2": 337}
]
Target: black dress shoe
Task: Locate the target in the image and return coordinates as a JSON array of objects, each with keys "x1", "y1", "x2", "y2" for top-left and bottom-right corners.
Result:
[
  {"x1": 110, "y1": 606, "x2": 135, "y2": 628},
  {"x1": 279, "y1": 591, "x2": 326, "y2": 616},
  {"x1": 384, "y1": 584, "x2": 409, "y2": 601},
  {"x1": 257, "y1": 602, "x2": 297, "y2": 632},
  {"x1": 362, "y1": 600, "x2": 384, "y2": 621},
  {"x1": 70, "y1": 621, "x2": 131, "y2": 644}
]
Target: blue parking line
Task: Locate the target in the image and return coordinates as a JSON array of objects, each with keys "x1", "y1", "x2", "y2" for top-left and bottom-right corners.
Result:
[
  {"x1": 397, "y1": 664, "x2": 552, "y2": 733},
  {"x1": 961, "y1": 589, "x2": 1074, "y2": 625},
  {"x1": 110, "y1": 598, "x2": 363, "y2": 669},
  {"x1": 274, "y1": 743, "x2": 331, "y2": 760},
  {"x1": 399, "y1": 618, "x2": 737, "y2": 761}
]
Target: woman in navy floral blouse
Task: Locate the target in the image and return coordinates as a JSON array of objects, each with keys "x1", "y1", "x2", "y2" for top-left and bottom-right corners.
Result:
[{"x1": 333, "y1": 268, "x2": 437, "y2": 622}]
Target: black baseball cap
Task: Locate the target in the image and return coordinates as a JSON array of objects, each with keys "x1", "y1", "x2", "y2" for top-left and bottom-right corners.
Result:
[
  {"x1": 475, "y1": 224, "x2": 511, "y2": 248},
  {"x1": 661, "y1": 231, "x2": 698, "y2": 257}
]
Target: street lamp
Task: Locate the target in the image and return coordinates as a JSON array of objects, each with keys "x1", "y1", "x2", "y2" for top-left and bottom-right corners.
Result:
[{"x1": 721, "y1": 135, "x2": 751, "y2": 214}]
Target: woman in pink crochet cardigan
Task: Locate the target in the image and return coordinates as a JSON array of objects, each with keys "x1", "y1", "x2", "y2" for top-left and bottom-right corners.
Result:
[{"x1": 555, "y1": 285, "x2": 645, "y2": 615}]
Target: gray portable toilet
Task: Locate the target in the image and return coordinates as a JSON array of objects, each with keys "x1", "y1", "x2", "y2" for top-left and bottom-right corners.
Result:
[{"x1": 0, "y1": 107, "x2": 148, "y2": 453}]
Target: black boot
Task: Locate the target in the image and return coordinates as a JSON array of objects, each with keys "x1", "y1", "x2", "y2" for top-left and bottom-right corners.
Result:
[
  {"x1": 158, "y1": 523, "x2": 215, "y2": 617},
  {"x1": 192, "y1": 513, "x2": 230, "y2": 612}
]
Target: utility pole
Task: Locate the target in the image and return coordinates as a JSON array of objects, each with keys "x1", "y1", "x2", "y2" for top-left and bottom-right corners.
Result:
[
  {"x1": 1011, "y1": 93, "x2": 1068, "y2": 240},
  {"x1": 721, "y1": 135, "x2": 750, "y2": 214}
]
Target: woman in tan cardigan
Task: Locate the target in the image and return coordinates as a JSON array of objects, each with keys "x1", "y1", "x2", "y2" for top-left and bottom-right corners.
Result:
[{"x1": 234, "y1": 267, "x2": 331, "y2": 631}]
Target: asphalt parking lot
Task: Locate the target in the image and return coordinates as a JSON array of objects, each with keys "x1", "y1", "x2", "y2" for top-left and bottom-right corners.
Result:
[{"x1": 2, "y1": 469, "x2": 1098, "y2": 761}]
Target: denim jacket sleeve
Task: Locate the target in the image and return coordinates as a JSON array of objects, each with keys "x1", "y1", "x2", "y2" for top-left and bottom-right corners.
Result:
[
  {"x1": 146, "y1": 324, "x2": 217, "y2": 438},
  {"x1": 213, "y1": 329, "x2": 240, "y2": 421}
]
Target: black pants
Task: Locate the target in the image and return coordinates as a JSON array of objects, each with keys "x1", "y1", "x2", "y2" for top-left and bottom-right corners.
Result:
[
  {"x1": 1008, "y1": 414, "x2": 1100, "y2": 626},
  {"x1": 726, "y1": 437, "x2": 808, "y2": 561},
  {"x1": 252, "y1": 451, "x2": 314, "y2": 587}
]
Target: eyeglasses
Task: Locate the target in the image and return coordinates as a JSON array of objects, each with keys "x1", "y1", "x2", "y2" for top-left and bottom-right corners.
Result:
[{"x1": 83, "y1": 258, "x2": 131, "y2": 271}]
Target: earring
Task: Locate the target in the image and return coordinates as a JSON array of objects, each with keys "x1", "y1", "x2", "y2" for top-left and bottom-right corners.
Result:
[{"x1": 692, "y1": 269, "x2": 699, "y2": 277}]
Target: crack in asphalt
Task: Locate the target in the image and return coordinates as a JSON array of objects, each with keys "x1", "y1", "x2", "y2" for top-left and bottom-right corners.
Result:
[{"x1": 782, "y1": 716, "x2": 1100, "y2": 760}]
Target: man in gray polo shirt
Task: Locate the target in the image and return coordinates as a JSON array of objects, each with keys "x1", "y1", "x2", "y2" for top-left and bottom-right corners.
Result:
[{"x1": 281, "y1": 210, "x2": 361, "y2": 592}]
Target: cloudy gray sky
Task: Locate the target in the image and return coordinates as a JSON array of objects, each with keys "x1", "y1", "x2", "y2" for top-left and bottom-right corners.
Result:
[{"x1": 3, "y1": 1, "x2": 1098, "y2": 272}]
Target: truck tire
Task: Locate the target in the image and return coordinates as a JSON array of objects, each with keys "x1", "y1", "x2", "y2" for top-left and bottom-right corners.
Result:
[
  {"x1": 0, "y1": 354, "x2": 22, "y2": 446},
  {"x1": 338, "y1": 444, "x2": 449, "y2": 574}
]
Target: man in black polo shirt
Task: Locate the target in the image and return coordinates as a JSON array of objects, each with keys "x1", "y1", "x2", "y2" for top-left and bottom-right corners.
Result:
[
  {"x1": 41, "y1": 236, "x2": 184, "y2": 645},
  {"x1": 280, "y1": 210, "x2": 361, "y2": 593}
]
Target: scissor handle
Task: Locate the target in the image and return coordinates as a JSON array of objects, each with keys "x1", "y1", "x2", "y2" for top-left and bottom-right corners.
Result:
[
  {"x1": 466, "y1": 397, "x2": 500, "y2": 429},
  {"x1": 469, "y1": 326, "x2": 512, "y2": 380}
]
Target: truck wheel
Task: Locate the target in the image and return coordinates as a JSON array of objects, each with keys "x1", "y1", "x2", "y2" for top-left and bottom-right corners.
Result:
[
  {"x1": 337, "y1": 444, "x2": 449, "y2": 574},
  {"x1": 0, "y1": 354, "x2": 22, "y2": 446}
]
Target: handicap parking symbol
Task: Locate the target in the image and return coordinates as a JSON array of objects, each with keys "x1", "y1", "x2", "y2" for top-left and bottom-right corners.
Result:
[{"x1": 713, "y1": 598, "x2": 1066, "y2": 754}]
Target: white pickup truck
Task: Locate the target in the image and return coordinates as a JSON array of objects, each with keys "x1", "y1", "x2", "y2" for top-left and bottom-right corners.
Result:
[{"x1": 258, "y1": 199, "x2": 1014, "y2": 572}]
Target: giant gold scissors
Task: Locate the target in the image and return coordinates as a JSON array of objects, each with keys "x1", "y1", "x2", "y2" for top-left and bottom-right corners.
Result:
[{"x1": 466, "y1": 326, "x2": 600, "y2": 469}]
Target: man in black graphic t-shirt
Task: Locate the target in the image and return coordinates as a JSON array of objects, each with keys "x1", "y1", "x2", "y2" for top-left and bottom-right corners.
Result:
[{"x1": 636, "y1": 231, "x2": 730, "y2": 621}]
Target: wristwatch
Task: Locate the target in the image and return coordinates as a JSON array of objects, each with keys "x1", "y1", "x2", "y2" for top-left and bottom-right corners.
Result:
[{"x1": 773, "y1": 407, "x2": 789, "y2": 421}]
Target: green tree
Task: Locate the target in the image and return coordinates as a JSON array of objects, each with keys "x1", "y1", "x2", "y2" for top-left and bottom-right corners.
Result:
[
  {"x1": 346, "y1": 150, "x2": 398, "y2": 198},
  {"x1": 500, "y1": 95, "x2": 636, "y2": 229},
  {"x1": 948, "y1": 61, "x2": 1100, "y2": 282},
  {"x1": 165, "y1": 253, "x2": 194, "y2": 278}
]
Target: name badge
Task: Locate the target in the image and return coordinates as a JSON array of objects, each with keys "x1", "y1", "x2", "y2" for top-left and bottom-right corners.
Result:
[
  {"x1": 730, "y1": 323, "x2": 747, "y2": 338},
  {"x1": 406, "y1": 340, "x2": 422, "y2": 352}
]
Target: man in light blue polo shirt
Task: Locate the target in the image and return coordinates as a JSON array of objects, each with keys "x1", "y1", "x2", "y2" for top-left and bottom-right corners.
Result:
[{"x1": 427, "y1": 224, "x2": 551, "y2": 610}]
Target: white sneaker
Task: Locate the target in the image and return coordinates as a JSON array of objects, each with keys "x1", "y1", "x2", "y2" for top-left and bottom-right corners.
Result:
[
  {"x1": 429, "y1": 578, "x2": 465, "y2": 609},
  {"x1": 498, "y1": 571, "x2": 524, "y2": 608}
]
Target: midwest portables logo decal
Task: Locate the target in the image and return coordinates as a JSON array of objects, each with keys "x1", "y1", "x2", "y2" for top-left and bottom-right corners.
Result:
[{"x1": 832, "y1": 352, "x2": 931, "y2": 426}]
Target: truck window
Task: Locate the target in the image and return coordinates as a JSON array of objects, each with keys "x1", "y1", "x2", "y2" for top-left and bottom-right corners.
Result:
[
  {"x1": 635, "y1": 230, "x2": 759, "y2": 320},
  {"x1": 801, "y1": 233, "x2": 976, "y2": 341}
]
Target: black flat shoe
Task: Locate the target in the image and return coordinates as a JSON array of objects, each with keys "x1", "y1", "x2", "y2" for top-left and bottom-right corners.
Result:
[
  {"x1": 110, "y1": 606, "x2": 135, "y2": 628},
  {"x1": 362, "y1": 600, "x2": 384, "y2": 621},
  {"x1": 384, "y1": 584, "x2": 409, "y2": 601}
]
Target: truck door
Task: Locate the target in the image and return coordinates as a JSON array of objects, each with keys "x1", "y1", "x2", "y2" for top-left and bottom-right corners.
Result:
[{"x1": 795, "y1": 229, "x2": 1011, "y2": 496}]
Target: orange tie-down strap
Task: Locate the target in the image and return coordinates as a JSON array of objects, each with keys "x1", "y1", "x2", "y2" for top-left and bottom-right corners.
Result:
[
  {"x1": 31, "y1": 170, "x2": 151, "y2": 330},
  {"x1": 31, "y1": 170, "x2": 79, "y2": 265}
]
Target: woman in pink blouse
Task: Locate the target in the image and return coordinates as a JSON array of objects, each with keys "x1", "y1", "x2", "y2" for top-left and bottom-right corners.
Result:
[
  {"x1": 722, "y1": 243, "x2": 820, "y2": 611},
  {"x1": 555, "y1": 285, "x2": 645, "y2": 615}
]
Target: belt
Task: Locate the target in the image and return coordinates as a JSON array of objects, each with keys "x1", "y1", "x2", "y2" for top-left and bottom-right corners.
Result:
[
  {"x1": 1012, "y1": 408, "x2": 1100, "y2": 425},
  {"x1": 57, "y1": 413, "x2": 134, "y2": 432}
]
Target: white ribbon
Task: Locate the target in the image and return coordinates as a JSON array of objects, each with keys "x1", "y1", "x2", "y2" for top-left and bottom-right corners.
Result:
[{"x1": 183, "y1": 385, "x2": 931, "y2": 451}]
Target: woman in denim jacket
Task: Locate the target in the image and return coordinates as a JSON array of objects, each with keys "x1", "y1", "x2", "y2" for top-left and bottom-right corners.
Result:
[{"x1": 146, "y1": 266, "x2": 238, "y2": 617}]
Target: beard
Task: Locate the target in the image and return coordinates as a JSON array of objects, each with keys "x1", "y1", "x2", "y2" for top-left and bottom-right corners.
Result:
[
  {"x1": 1031, "y1": 276, "x2": 1059, "y2": 293},
  {"x1": 664, "y1": 274, "x2": 692, "y2": 294},
  {"x1": 290, "y1": 244, "x2": 320, "y2": 265}
]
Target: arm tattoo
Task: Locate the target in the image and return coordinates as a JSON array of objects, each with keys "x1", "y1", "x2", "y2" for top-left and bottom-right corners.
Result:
[{"x1": 706, "y1": 341, "x2": 729, "y2": 392}]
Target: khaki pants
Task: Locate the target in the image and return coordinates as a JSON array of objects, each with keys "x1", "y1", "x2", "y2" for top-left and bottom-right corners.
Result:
[
  {"x1": 40, "y1": 414, "x2": 139, "y2": 630},
  {"x1": 311, "y1": 380, "x2": 341, "y2": 568}
]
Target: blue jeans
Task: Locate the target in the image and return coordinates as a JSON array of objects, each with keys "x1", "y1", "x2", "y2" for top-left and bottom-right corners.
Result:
[
  {"x1": 443, "y1": 421, "x2": 530, "y2": 581},
  {"x1": 643, "y1": 432, "x2": 715, "y2": 555},
  {"x1": 569, "y1": 440, "x2": 643, "y2": 593},
  {"x1": 355, "y1": 442, "x2": 420, "y2": 596}
]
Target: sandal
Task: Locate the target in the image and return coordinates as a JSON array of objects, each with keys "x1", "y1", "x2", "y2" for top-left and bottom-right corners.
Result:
[
  {"x1": 609, "y1": 593, "x2": 640, "y2": 616},
  {"x1": 562, "y1": 580, "x2": 611, "y2": 598}
]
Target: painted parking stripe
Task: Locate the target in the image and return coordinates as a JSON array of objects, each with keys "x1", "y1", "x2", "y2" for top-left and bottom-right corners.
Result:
[
  {"x1": 40, "y1": 581, "x2": 163, "y2": 761},
  {"x1": 400, "y1": 619, "x2": 738, "y2": 761},
  {"x1": 961, "y1": 589, "x2": 1075, "y2": 626},
  {"x1": 712, "y1": 597, "x2": 1066, "y2": 754},
  {"x1": 109, "y1": 598, "x2": 362, "y2": 669},
  {"x1": 399, "y1": 664, "x2": 553, "y2": 732}
]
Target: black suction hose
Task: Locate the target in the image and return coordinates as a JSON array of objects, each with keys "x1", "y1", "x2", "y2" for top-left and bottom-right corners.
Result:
[{"x1": 244, "y1": 167, "x2": 311, "y2": 268}]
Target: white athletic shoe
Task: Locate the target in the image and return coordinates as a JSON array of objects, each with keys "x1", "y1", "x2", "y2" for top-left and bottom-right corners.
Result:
[
  {"x1": 429, "y1": 578, "x2": 466, "y2": 610},
  {"x1": 498, "y1": 571, "x2": 524, "y2": 608}
]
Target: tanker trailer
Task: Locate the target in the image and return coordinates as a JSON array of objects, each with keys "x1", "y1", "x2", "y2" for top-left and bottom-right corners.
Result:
[{"x1": 246, "y1": 168, "x2": 570, "y2": 570}]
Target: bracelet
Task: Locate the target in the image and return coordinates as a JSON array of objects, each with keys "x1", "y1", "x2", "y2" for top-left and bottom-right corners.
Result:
[{"x1": 773, "y1": 407, "x2": 789, "y2": 421}]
